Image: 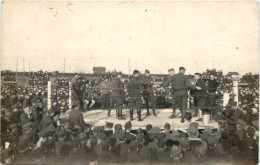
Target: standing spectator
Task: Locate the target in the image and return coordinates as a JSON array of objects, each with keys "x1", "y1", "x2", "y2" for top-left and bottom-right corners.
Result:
[
  {"x1": 96, "y1": 77, "x2": 111, "y2": 110},
  {"x1": 141, "y1": 69, "x2": 157, "y2": 116}
]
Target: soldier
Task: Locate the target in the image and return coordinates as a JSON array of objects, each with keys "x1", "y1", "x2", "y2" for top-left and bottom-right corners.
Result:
[
  {"x1": 141, "y1": 69, "x2": 156, "y2": 116},
  {"x1": 127, "y1": 70, "x2": 143, "y2": 121},
  {"x1": 68, "y1": 104, "x2": 85, "y2": 132},
  {"x1": 71, "y1": 74, "x2": 80, "y2": 107},
  {"x1": 163, "y1": 67, "x2": 190, "y2": 123},
  {"x1": 191, "y1": 73, "x2": 208, "y2": 121},
  {"x1": 96, "y1": 77, "x2": 111, "y2": 110},
  {"x1": 108, "y1": 72, "x2": 125, "y2": 119}
]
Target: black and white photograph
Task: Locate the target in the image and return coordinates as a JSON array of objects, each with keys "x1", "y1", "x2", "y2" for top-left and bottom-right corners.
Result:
[{"x1": 1, "y1": 1, "x2": 259, "y2": 164}]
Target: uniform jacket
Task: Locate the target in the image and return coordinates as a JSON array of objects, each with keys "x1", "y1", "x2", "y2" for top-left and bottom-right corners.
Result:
[
  {"x1": 110, "y1": 78, "x2": 125, "y2": 98},
  {"x1": 127, "y1": 77, "x2": 143, "y2": 97},
  {"x1": 193, "y1": 79, "x2": 207, "y2": 97},
  {"x1": 38, "y1": 114, "x2": 54, "y2": 132},
  {"x1": 69, "y1": 109, "x2": 85, "y2": 129},
  {"x1": 164, "y1": 73, "x2": 190, "y2": 96},
  {"x1": 141, "y1": 76, "x2": 154, "y2": 93}
]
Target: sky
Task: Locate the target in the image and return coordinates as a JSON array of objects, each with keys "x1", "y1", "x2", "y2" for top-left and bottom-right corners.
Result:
[{"x1": 2, "y1": 1, "x2": 259, "y2": 75}]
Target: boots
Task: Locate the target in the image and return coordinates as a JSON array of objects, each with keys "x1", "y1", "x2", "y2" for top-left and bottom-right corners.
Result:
[
  {"x1": 146, "y1": 109, "x2": 150, "y2": 116},
  {"x1": 138, "y1": 109, "x2": 143, "y2": 121},
  {"x1": 107, "y1": 109, "x2": 111, "y2": 117},
  {"x1": 152, "y1": 109, "x2": 157, "y2": 116},
  {"x1": 130, "y1": 109, "x2": 134, "y2": 120}
]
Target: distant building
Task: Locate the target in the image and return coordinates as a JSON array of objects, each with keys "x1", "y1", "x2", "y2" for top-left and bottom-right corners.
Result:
[{"x1": 93, "y1": 67, "x2": 106, "y2": 74}]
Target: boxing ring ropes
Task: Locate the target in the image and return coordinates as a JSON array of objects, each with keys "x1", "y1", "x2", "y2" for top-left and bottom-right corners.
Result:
[{"x1": 45, "y1": 79, "x2": 239, "y2": 115}]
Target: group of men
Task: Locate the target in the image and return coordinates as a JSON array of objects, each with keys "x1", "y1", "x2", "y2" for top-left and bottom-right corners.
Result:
[{"x1": 70, "y1": 66, "x2": 221, "y2": 123}]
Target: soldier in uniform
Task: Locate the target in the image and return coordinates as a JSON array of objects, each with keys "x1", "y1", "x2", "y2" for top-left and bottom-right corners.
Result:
[
  {"x1": 127, "y1": 70, "x2": 143, "y2": 121},
  {"x1": 141, "y1": 69, "x2": 157, "y2": 116},
  {"x1": 108, "y1": 72, "x2": 125, "y2": 119},
  {"x1": 163, "y1": 67, "x2": 190, "y2": 123}
]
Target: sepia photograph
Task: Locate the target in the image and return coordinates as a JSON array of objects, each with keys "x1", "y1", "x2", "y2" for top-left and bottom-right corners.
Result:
[{"x1": 1, "y1": 1, "x2": 259, "y2": 164}]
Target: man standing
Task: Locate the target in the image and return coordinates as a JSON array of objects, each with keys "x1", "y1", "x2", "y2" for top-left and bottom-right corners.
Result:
[
  {"x1": 163, "y1": 67, "x2": 190, "y2": 123},
  {"x1": 71, "y1": 74, "x2": 80, "y2": 107},
  {"x1": 192, "y1": 73, "x2": 207, "y2": 121},
  {"x1": 108, "y1": 72, "x2": 125, "y2": 119},
  {"x1": 163, "y1": 68, "x2": 176, "y2": 113},
  {"x1": 208, "y1": 74, "x2": 219, "y2": 93},
  {"x1": 96, "y1": 77, "x2": 111, "y2": 110},
  {"x1": 141, "y1": 69, "x2": 157, "y2": 116},
  {"x1": 127, "y1": 70, "x2": 143, "y2": 121}
]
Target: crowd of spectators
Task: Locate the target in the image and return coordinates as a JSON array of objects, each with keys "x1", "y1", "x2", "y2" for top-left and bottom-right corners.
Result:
[{"x1": 0, "y1": 70, "x2": 259, "y2": 164}]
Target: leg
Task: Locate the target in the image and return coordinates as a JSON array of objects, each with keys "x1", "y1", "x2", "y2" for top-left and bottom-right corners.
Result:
[
  {"x1": 144, "y1": 97, "x2": 150, "y2": 116},
  {"x1": 138, "y1": 109, "x2": 143, "y2": 121},
  {"x1": 130, "y1": 108, "x2": 134, "y2": 120},
  {"x1": 180, "y1": 96, "x2": 187, "y2": 123},
  {"x1": 150, "y1": 93, "x2": 157, "y2": 116},
  {"x1": 101, "y1": 94, "x2": 106, "y2": 110}
]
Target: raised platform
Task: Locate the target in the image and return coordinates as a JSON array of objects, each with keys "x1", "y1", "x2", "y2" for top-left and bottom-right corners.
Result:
[{"x1": 59, "y1": 109, "x2": 218, "y2": 131}]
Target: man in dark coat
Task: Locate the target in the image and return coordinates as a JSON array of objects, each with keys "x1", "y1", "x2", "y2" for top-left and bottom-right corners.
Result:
[
  {"x1": 141, "y1": 69, "x2": 157, "y2": 116},
  {"x1": 108, "y1": 72, "x2": 125, "y2": 119},
  {"x1": 69, "y1": 104, "x2": 85, "y2": 132},
  {"x1": 127, "y1": 70, "x2": 143, "y2": 121},
  {"x1": 192, "y1": 73, "x2": 208, "y2": 121},
  {"x1": 163, "y1": 67, "x2": 190, "y2": 123}
]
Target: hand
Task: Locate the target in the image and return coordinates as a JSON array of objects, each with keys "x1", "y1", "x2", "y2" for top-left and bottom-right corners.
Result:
[{"x1": 196, "y1": 86, "x2": 202, "y2": 90}]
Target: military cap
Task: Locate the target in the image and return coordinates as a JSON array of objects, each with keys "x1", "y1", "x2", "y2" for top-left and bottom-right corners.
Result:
[
  {"x1": 146, "y1": 124, "x2": 153, "y2": 132},
  {"x1": 125, "y1": 121, "x2": 132, "y2": 130},
  {"x1": 133, "y1": 70, "x2": 139, "y2": 75},
  {"x1": 156, "y1": 132, "x2": 166, "y2": 140},
  {"x1": 179, "y1": 67, "x2": 186, "y2": 71},
  {"x1": 237, "y1": 119, "x2": 247, "y2": 126},
  {"x1": 252, "y1": 120, "x2": 259, "y2": 128},
  {"x1": 145, "y1": 69, "x2": 150, "y2": 74},
  {"x1": 168, "y1": 68, "x2": 174, "y2": 72},
  {"x1": 97, "y1": 133, "x2": 107, "y2": 141},
  {"x1": 187, "y1": 126, "x2": 199, "y2": 138},
  {"x1": 164, "y1": 122, "x2": 171, "y2": 130},
  {"x1": 72, "y1": 137, "x2": 81, "y2": 148},
  {"x1": 150, "y1": 127, "x2": 161, "y2": 134},
  {"x1": 114, "y1": 124, "x2": 122, "y2": 131},
  {"x1": 171, "y1": 145, "x2": 182, "y2": 157},
  {"x1": 189, "y1": 122, "x2": 199, "y2": 128},
  {"x1": 247, "y1": 126, "x2": 255, "y2": 137},
  {"x1": 128, "y1": 141, "x2": 138, "y2": 151},
  {"x1": 106, "y1": 122, "x2": 114, "y2": 128},
  {"x1": 139, "y1": 146, "x2": 150, "y2": 160}
]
